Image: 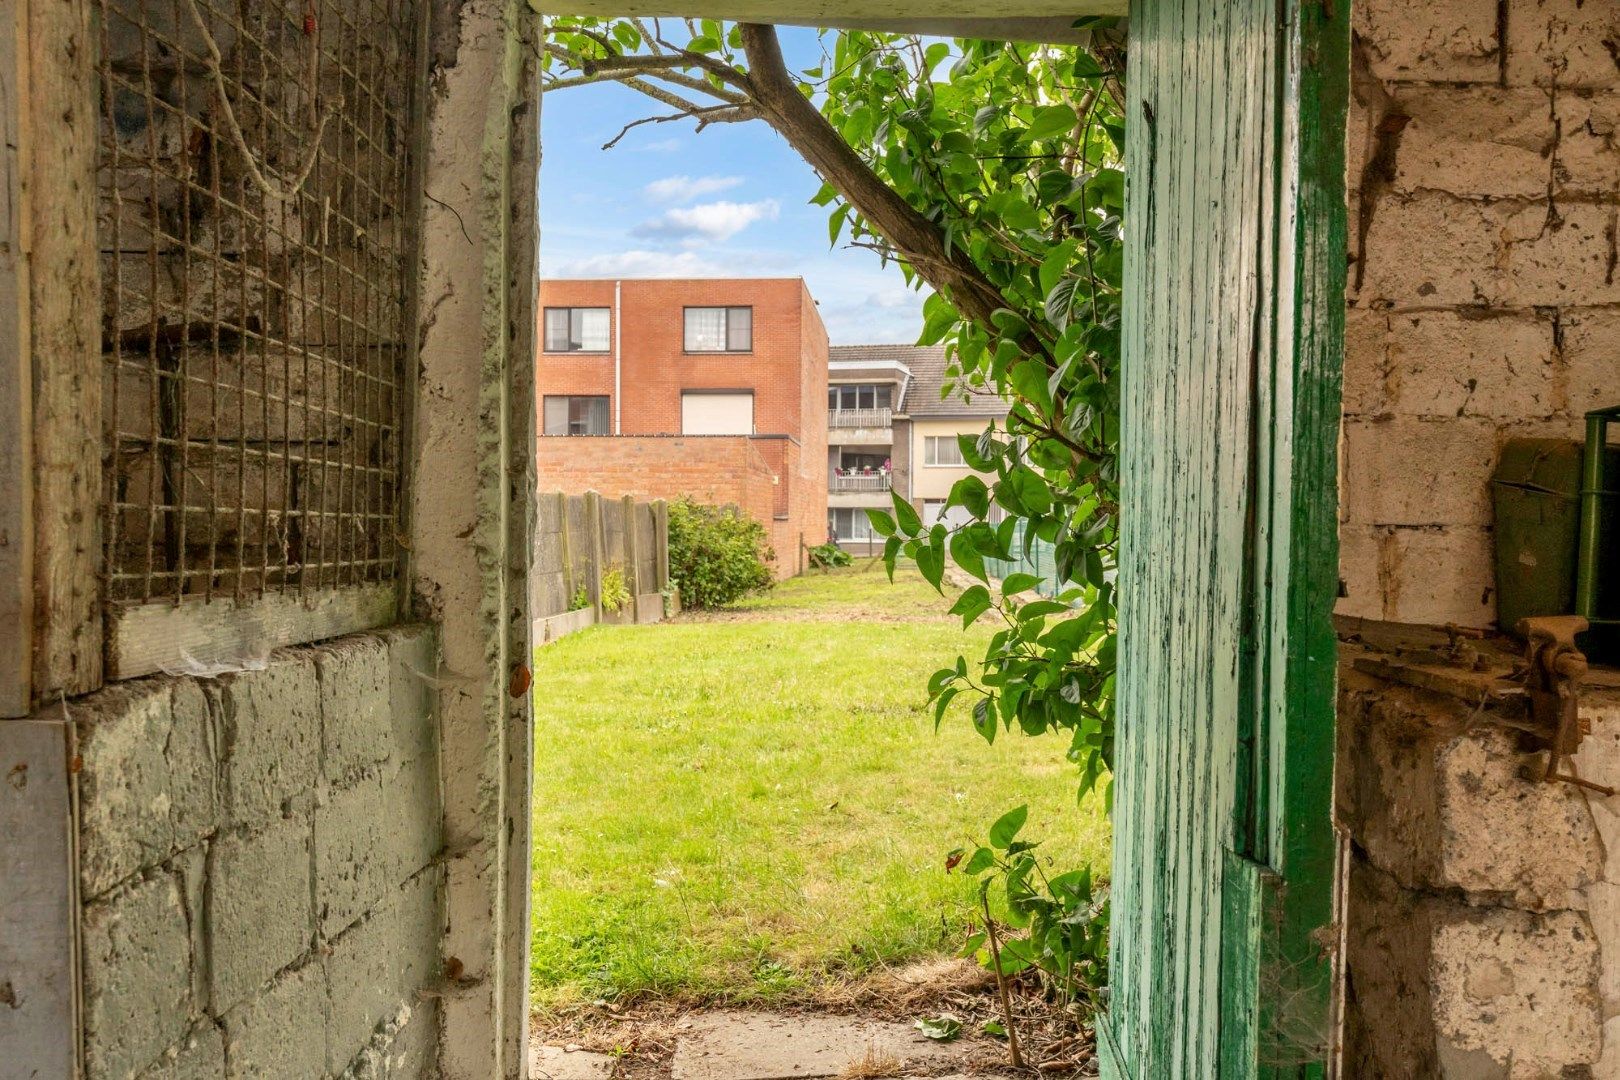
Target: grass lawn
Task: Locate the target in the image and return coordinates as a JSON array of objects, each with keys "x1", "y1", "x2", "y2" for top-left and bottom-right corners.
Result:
[{"x1": 529, "y1": 560, "x2": 1110, "y2": 1008}]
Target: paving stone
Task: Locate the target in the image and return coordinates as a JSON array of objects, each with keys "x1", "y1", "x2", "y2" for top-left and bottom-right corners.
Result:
[
  {"x1": 670, "y1": 1011, "x2": 967, "y2": 1080},
  {"x1": 530, "y1": 1044, "x2": 619, "y2": 1080}
]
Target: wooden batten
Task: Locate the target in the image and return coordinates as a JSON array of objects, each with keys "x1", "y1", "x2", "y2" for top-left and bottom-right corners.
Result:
[
  {"x1": 26, "y1": 0, "x2": 101, "y2": 702},
  {"x1": 0, "y1": 0, "x2": 33, "y2": 715}
]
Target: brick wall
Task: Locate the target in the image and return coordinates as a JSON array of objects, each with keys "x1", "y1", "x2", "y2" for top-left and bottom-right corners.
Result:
[
  {"x1": 537, "y1": 278, "x2": 828, "y2": 438},
  {"x1": 73, "y1": 630, "x2": 442, "y2": 1078},
  {"x1": 533, "y1": 436, "x2": 810, "y2": 578},
  {"x1": 1340, "y1": 0, "x2": 1620, "y2": 629}
]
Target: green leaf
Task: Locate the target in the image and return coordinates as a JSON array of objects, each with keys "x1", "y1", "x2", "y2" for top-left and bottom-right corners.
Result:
[
  {"x1": 949, "y1": 585, "x2": 993, "y2": 628},
  {"x1": 971, "y1": 698, "x2": 996, "y2": 744},
  {"x1": 989, "y1": 804, "x2": 1028, "y2": 848},
  {"x1": 962, "y1": 847, "x2": 995, "y2": 875},
  {"x1": 1001, "y1": 572, "x2": 1040, "y2": 595},
  {"x1": 1028, "y1": 103, "x2": 1077, "y2": 141},
  {"x1": 864, "y1": 508, "x2": 897, "y2": 537},
  {"x1": 891, "y1": 492, "x2": 923, "y2": 537},
  {"x1": 982, "y1": 1020, "x2": 1007, "y2": 1038},
  {"x1": 686, "y1": 34, "x2": 719, "y2": 52},
  {"x1": 948, "y1": 528, "x2": 987, "y2": 584},
  {"x1": 914, "y1": 1016, "x2": 963, "y2": 1042}
]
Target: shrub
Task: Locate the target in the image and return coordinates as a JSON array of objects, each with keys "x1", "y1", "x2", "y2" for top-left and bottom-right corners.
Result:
[
  {"x1": 807, "y1": 542, "x2": 852, "y2": 570},
  {"x1": 600, "y1": 564, "x2": 631, "y2": 613},
  {"x1": 667, "y1": 499, "x2": 774, "y2": 608}
]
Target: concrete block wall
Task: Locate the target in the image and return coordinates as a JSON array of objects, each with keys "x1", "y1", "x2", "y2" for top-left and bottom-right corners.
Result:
[
  {"x1": 1338, "y1": 666, "x2": 1620, "y2": 1076},
  {"x1": 1340, "y1": 0, "x2": 1620, "y2": 630},
  {"x1": 74, "y1": 626, "x2": 443, "y2": 1079}
]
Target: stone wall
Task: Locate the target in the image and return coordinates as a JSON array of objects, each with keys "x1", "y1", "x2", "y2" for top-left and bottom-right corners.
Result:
[
  {"x1": 1340, "y1": 0, "x2": 1620, "y2": 629},
  {"x1": 74, "y1": 627, "x2": 443, "y2": 1078},
  {"x1": 1338, "y1": 645, "x2": 1620, "y2": 1075}
]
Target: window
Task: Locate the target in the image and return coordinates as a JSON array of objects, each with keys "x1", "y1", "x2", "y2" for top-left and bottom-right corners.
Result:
[
  {"x1": 828, "y1": 384, "x2": 892, "y2": 411},
  {"x1": 543, "y1": 396, "x2": 610, "y2": 436},
  {"x1": 544, "y1": 307, "x2": 611, "y2": 352},
  {"x1": 829, "y1": 508, "x2": 879, "y2": 543},
  {"x1": 684, "y1": 307, "x2": 752, "y2": 352},
  {"x1": 924, "y1": 435, "x2": 966, "y2": 466},
  {"x1": 680, "y1": 391, "x2": 754, "y2": 435}
]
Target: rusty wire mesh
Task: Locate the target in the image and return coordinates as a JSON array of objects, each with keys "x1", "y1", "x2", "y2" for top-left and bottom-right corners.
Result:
[{"x1": 97, "y1": 0, "x2": 417, "y2": 606}]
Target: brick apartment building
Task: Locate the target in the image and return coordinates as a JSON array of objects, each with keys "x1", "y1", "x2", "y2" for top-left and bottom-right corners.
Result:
[{"x1": 534, "y1": 278, "x2": 829, "y2": 576}]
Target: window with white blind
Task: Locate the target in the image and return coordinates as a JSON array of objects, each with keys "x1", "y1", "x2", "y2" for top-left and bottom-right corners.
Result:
[
  {"x1": 923, "y1": 435, "x2": 966, "y2": 466},
  {"x1": 684, "y1": 306, "x2": 753, "y2": 352},
  {"x1": 543, "y1": 396, "x2": 611, "y2": 436},
  {"x1": 544, "y1": 307, "x2": 611, "y2": 352}
]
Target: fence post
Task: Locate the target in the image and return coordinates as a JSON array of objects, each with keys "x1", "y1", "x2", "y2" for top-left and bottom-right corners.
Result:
[
  {"x1": 653, "y1": 499, "x2": 670, "y2": 594},
  {"x1": 556, "y1": 492, "x2": 574, "y2": 613},
  {"x1": 622, "y1": 495, "x2": 640, "y2": 605},
  {"x1": 584, "y1": 491, "x2": 604, "y2": 620}
]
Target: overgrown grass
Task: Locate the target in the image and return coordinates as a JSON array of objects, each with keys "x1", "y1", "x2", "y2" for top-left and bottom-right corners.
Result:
[{"x1": 529, "y1": 561, "x2": 1109, "y2": 1009}]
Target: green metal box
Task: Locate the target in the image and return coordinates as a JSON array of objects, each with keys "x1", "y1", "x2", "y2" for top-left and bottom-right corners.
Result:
[{"x1": 1493, "y1": 437, "x2": 1620, "y2": 649}]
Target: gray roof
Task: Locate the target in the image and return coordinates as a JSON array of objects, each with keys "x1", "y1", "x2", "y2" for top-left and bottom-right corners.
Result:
[{"x1": 829, "y1": 343, "x2": 1009, "y2": 419}]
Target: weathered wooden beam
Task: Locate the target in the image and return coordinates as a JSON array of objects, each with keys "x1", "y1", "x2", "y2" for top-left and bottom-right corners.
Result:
[
  {"x1": 0, "y1": 0, "x2": 32, "y2": 716},
  {"x1": 28, "y1": 0, "x2": 101, "y2": 701}
]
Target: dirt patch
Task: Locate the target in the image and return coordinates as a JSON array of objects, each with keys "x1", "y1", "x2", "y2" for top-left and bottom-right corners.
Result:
[{"x1": 529, "y1": 961, "x2": 1098, "y2": 1080}]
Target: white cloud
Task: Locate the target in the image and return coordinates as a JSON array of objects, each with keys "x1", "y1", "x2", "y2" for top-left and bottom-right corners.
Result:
[
  {"x1": 550, "y1": 249, "x2": 735, "y2": 278},
  {"x1": 643, "y1": 174, "x2": 744, "y2": 203},
  {"x1": 633, "y1": 199, "x2": 781, "y2": 244}
]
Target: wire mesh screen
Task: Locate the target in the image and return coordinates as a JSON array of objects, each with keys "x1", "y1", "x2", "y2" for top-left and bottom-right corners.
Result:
[{"x1": 96, "y1": 0, "x2": 417, "y2": 606}]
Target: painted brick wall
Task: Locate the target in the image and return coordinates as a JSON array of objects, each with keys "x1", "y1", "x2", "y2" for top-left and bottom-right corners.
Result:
[
  {"x1": 1340, "y1": 0, "x2": 1620, "y2": 629},
  {"x1": 73, "y1": 629, "x2": 443, "y2": 1078}
]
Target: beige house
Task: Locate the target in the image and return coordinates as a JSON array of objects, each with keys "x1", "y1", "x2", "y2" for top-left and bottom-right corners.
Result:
[{"x1": 824, "y1": 346, "x2": 1008, "y2": 549}]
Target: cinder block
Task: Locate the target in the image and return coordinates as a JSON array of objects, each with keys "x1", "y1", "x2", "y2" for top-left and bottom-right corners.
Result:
[
  {"x1": 325, "y1": 869, "x2": 442, "y2": 1074},
  {"x1": 82, "y1": 874, "x2": 194, "y2": 1080},
  {"x1": 1494, "y1": 200, "x2": 1620, "y2": 308},
  {"x1": 222, "y1": 959, "x2": 328, "y2": 1079},
  {"x1": 207, "y1": 816, "x2": 313, "y2": 1012},
  {"x1": 1353, "y1": 0, "x2": 1500, "y2": 83},
  {"x1": 1335, "y1": 524, "x2": 1387, "y2": 621},
  {"x1": 385, "y1": 625, "x2": 439, "y2": 764},
  {"x1": 1390, "y1": 88, "x2": 1554, "y2": 200},
  {"x1": 136, "y1": 1024, "x2": 225, "y2": 1079},
  {"x1": 1338, "y1": 688, "x2": 1601, "y2": 906},
  {"x1": 1341, "y1": 307, "x2": 1389, "y2": 417},
  {"x1": 1385, "y1": 526, "x2": 1497, "y2": 628},
  {"x1": 1505, "y1": 0, "x2": 1620, "y2": 89},
  {"x1": 1431, "y1": 908, "x2": 1601, "y2": 1073},
  {"x1": 214, "y1": 656, "x2": 320, "y2": 825},
  {"x1": 1341, "y1": 417, "x2": 1498, "y2": 528},
  {"x1": 76, "y1": 678, "x2": 219, "y2": 899},
  {"x1": 1358, "y1": 193, "x2": 1499, "y2": 308},
  {"x1": 314, "y1": 770, "x2": 394, "y2": 938},
  {"x1": 1561, "y1": 309, "x2": 1620, "y2": 418},
  {"x1": 318, "y1": 637, "x2": 392, "y2": 781},
  {"x1": 1385, "y1": 310, "x2": 1557, "y2": 420}
]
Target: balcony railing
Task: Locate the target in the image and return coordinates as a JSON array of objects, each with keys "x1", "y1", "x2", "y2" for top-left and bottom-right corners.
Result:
[
  {"x1": 830, "y1": 472, "x2": 892, "y2": 493},
  {"x1": 828, "y1": 407, "x2": 892, "y2": 429}
]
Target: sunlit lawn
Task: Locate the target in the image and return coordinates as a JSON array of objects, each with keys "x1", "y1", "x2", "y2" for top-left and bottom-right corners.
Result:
[{"x1": 529, "y1": 560, "x2": 1110, "y2": 1008}]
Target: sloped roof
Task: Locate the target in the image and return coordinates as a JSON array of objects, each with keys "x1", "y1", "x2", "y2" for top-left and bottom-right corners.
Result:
[{"x1": 829, "y1": 343, "x2": 1008, "y2": 419}]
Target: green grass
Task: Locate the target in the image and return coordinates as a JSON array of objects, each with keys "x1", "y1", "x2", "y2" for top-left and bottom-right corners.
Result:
[{"x1": 529, "y1": 561, "x2": 1109, "y2": 1008}]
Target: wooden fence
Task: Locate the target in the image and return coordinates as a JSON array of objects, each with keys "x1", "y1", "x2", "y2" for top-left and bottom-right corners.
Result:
[{"x1": 532, "y1": 492, "x2": 674, "y2": 644}]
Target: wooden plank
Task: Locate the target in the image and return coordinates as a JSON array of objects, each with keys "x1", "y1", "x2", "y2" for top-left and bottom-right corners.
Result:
[
  {"x1": 27, "y1": 0, "x2": 100, "y2": 700},
  {"x1": 1104, "y1": 0, "x2": 1348, "y2": 1074},
  {"x1": 105, "y1": 584, "x2": 398, "y2": 680},
  {"x1": 0, "y1": 0, "x2": 31, "y2": 715},
  {"x1": 0, "y1": 717, "x2": 77, "y2": 1076}
]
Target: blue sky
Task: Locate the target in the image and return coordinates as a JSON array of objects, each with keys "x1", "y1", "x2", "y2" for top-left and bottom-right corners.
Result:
[{"x1": 538, "y1": 27, "x2": 928, "y2": 345}]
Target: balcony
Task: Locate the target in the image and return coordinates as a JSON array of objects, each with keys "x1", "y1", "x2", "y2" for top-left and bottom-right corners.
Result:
[
  {"x1": 828, "y1": 407, "x2": 891, "y2": 430},
  {"x1": 830, "y1": 471, "x2": 892, "y2": 493}
]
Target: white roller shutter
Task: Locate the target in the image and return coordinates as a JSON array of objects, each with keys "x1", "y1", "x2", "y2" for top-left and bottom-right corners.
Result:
[{"x1": 681, "y1": 392, "x2": 754, "y2": 435}]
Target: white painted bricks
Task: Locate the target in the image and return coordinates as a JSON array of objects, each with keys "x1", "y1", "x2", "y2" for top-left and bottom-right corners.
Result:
[{"x1": 74, "y1": 627, "x2": 444, "y2": 1078}]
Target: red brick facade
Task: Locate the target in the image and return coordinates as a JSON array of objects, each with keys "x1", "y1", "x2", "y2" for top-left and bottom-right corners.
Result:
[{"x1": 535, "y1": 279, "x2": 829, "y2": 577}]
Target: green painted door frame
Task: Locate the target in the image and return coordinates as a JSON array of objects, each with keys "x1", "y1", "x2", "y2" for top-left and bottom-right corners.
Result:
[{"x1": 1100, "y1": 0, "x2": 1348, "y2": 1076}]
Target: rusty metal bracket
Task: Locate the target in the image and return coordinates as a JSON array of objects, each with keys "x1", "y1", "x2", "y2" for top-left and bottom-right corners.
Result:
[{"x1": 1517, "y1": 615, "x2": 1615, "y2": 796}]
